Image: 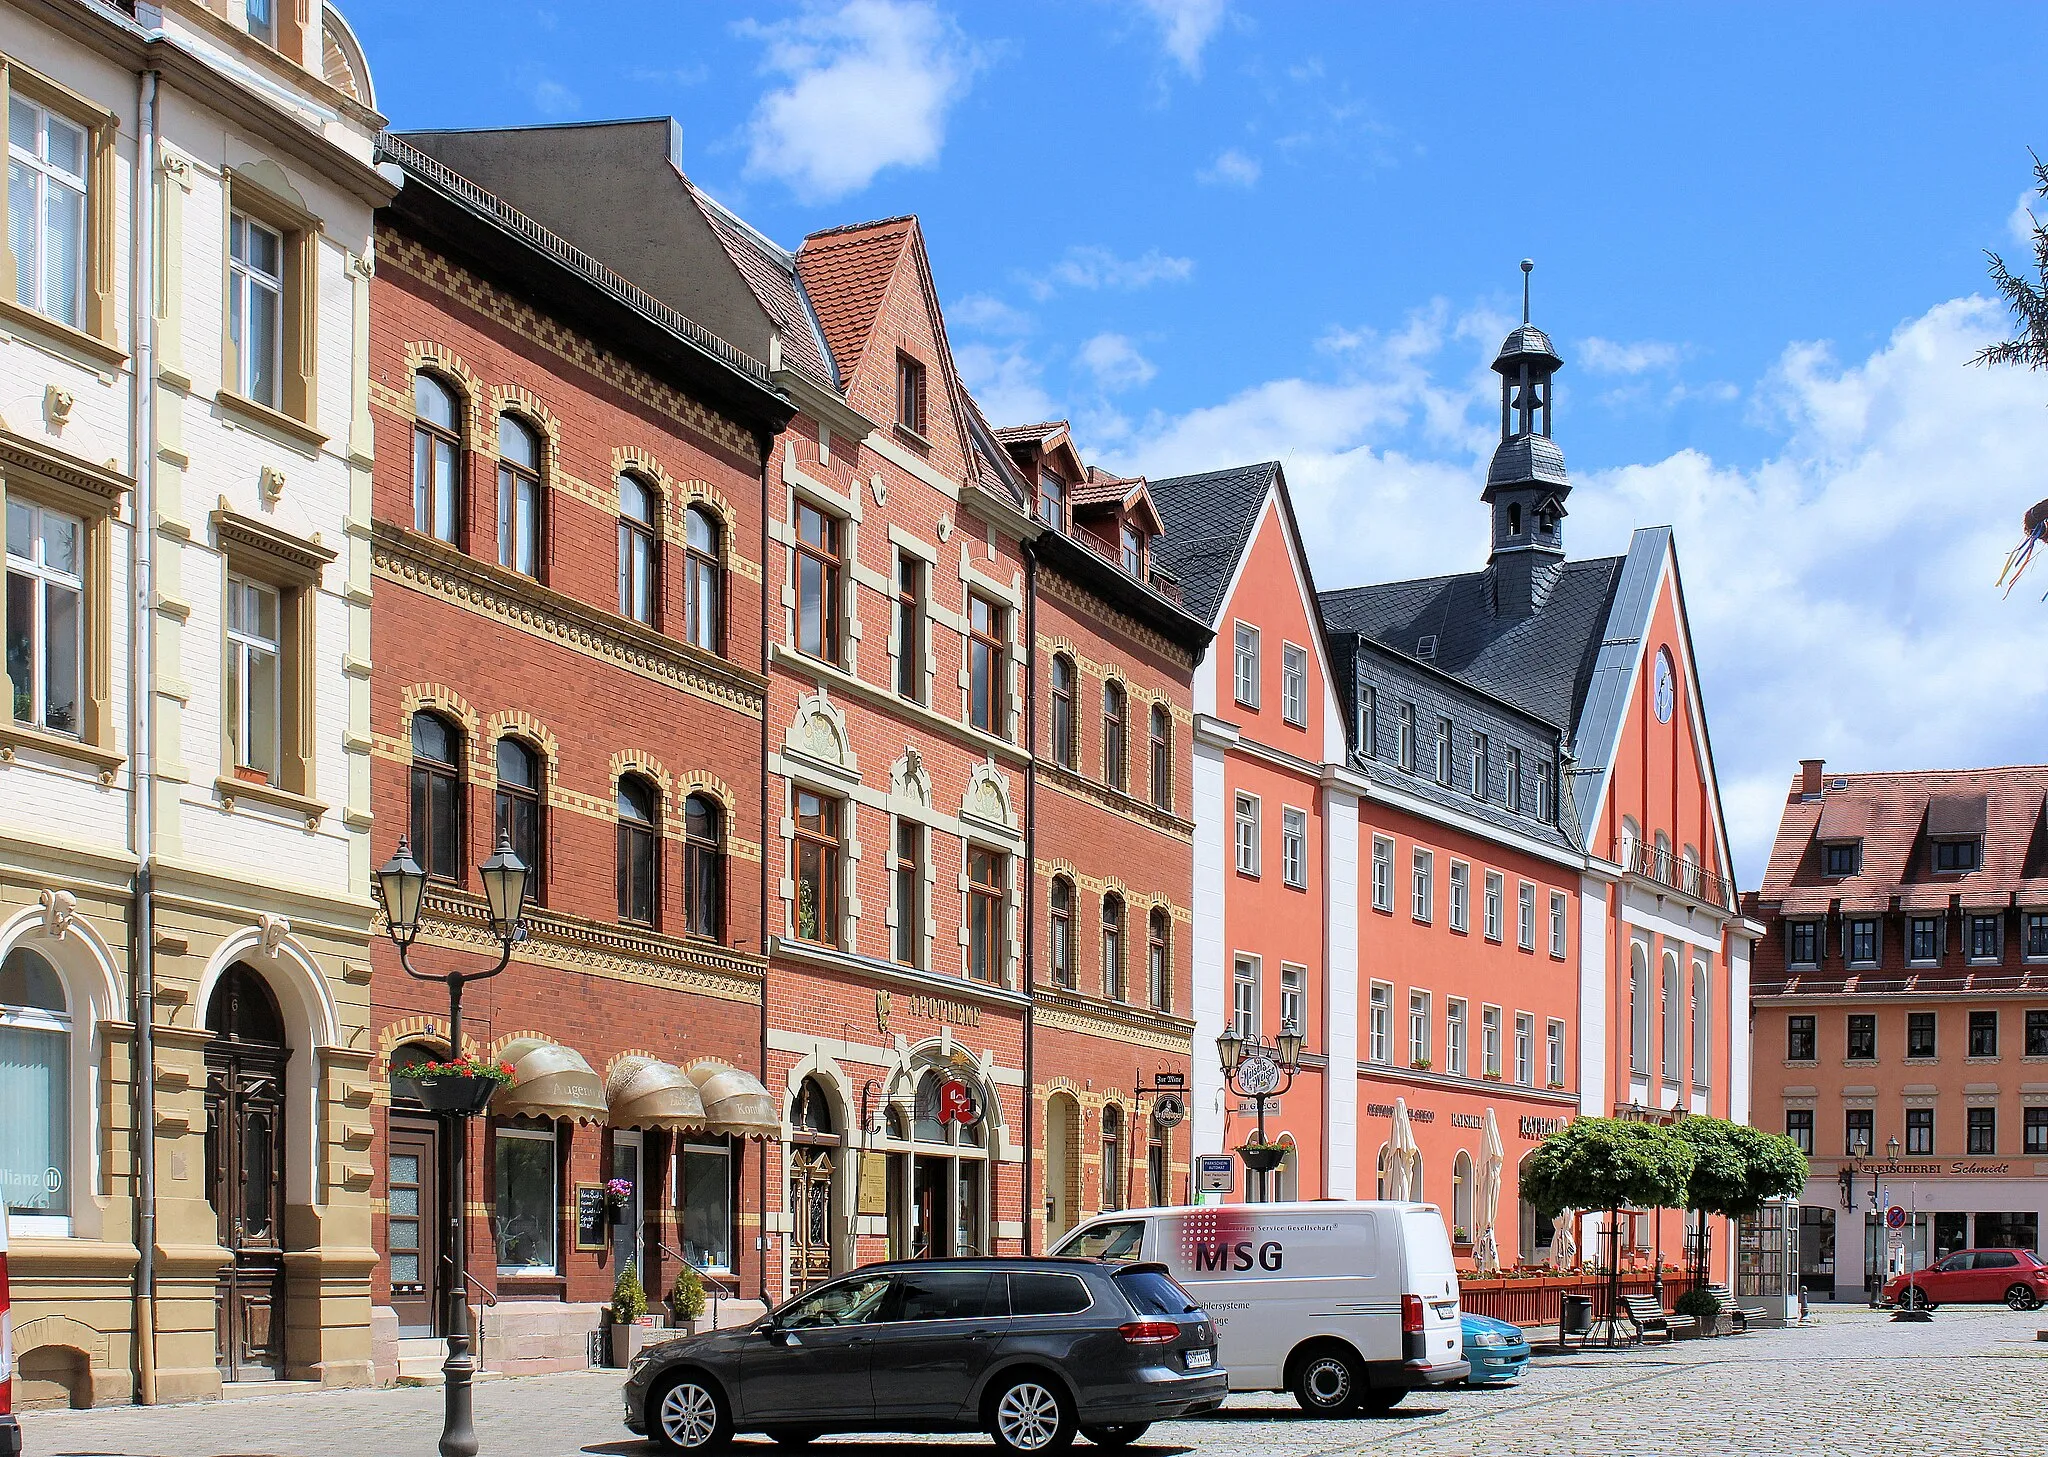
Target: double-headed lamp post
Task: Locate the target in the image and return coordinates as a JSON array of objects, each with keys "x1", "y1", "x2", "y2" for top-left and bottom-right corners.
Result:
[
  {"x1": 374, "y1": 832, "x2": 531, "y2": 1457},
  {"x1": 1216, "y1": 1022, "x2": 1305, "y2": 1202}
]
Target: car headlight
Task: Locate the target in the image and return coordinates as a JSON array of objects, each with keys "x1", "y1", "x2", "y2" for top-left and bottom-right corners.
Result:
[{"x1": 1467, "y1": 1331, "x2": 1502, "y2": 1347}]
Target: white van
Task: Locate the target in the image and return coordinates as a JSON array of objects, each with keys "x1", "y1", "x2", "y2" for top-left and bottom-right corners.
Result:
[{"x1": 1051, "y1": 1201, "x2": 1467, "y2": 1415}]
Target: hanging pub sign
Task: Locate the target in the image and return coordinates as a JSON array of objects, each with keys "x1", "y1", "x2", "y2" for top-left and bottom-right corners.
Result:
[{"x1": 937, "y1": 1079, "x2": 979, "y2": 1126}]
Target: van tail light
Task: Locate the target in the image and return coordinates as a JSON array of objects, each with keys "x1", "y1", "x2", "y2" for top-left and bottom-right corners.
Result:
[
  {"x1": 1401, "y1": 1295, "x2": 1424, "y2": 1335},
  {"x1": 1118, "y1": 1321, "x2": 1181, "y2": 1345},
  {"x1": 1, "y1": 1248, "x2": 11, "y2": 1416}
]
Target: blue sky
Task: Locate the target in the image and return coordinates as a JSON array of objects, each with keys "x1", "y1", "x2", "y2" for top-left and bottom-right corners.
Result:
[{"x1": 347, "y1": 1, "x2": 2048, "y2": 882}]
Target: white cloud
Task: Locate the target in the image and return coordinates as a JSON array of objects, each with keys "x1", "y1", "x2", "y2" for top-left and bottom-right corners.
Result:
[
  {"x1": 949, "y1": 292, "x2": 1033, "y2": 336},
  {"x1": 2010, "y1": 187, "x2": 2041, "y2": 247},
  {"x1": 525, "y1": 75, "x2": 579, "y2": 118},
  {"x1": 1077, "y1": 332, "x2": 1158, "y2": 391},
  {"x1": 953, "y1": 340, "x2": 1060, "y2": 428},
  {"x1": 1025, "y1": 245, "x2": 1195, "y2": 300},
  {"x1": 1198, "y1": 147, "x2": 1261, "y2": 187},
  {"x1": 741, "y1": 0, "x2": 979, "y2": 202},
  {"x1": 1137, "y1": 0, "x2": 1229, "y2": 75},
  {"x1": 1108, "y1": 297, "x2": 2048, "y2": 884},
  {"x1": 1578, "y1": 337, "x2": 1683, "y2": 376}
]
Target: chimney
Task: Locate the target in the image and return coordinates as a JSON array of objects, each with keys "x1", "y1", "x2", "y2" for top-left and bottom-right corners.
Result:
[{"x1": 1800, "y1": 759, "x2": 1825, "y2": 799}]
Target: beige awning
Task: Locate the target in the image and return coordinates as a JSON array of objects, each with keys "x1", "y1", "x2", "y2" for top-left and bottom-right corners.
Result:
[
  {"x1": 608, "y1": 1056, "x2": 710, "y2": 1132},
  {"x1": 494, "y1": 1037, "x2": 607, "y2": 1123},
  {"x1": 688, "y1": 1061, "x2": 778, "y2": 1140}
]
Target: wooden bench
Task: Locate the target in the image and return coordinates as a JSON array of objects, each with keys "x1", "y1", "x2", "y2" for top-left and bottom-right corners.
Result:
[
  {"x1": 1706, "y1": 1283, "x2": 1768, "y2": 1333},
  {"x1": 1620, "y1": 1293, "x2": 1696, "y2": 1343}
]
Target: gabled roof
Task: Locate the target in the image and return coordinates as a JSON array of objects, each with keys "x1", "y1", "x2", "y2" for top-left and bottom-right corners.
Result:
[
  {"x1": 993, "y1": 421, "x2": 1067, "y2": 446},
  {"x1": 795, "y1": 217, "x2": 916, "y2": 383},
  {"x1": 688, "y1": 184, "x2": 836, "y2": 390},
  {"x1": 959, "y1": 391, "x2": 1032, "y2": 510},
  {"x1": 1146, "y1": 462, "x2": 1284, "y2": 630}
]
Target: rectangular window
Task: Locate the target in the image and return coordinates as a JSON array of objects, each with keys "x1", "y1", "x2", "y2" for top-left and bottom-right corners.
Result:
[
  {"x1": 7, "y1": 95, "x2": 89, "y2": 329},
  {"x1": 1909, "y1": 917, "x2": 1941, "y2": 964},
  {"x1": 1232, "y1": 622, "x2": 1259, "y2": 707},
  {"x1": 1967, "y1": 1106, "x2": 1996, "y2": 1155},
  {"x1": 1535, "y1": 760, "x2": 1555, "y2": 823},
  {"x1": 2026, "y1": 1107, "x2": 2048, "y2": 1157},
  {"x1": 967, "y1": 592, "x2": 1004, "y2": 735},
  {"x1": 245, "y1": 0, "x2": 277, "y2": 44},
  {"x1": 1397, "y1": 702, "x2": 1415, "y2": 771},
  {"x1": 1434, "y1": 716, "x2": 1453, "y2": 786},
  {"x1": 494, "y1": 1124, "x2": 558, "y2": 1275},
  {"x1": 893, "y1": 821, "x2": 922, "y2": 968},
  {"x1": 1037, "y1": 470, "x2": 1065, "y2": 530},
  {"x1": 1481, "y1": 1005, "x2": 1502, "y2": 1078},
  {"x1": 1050, "y1": 656, "x2": 1075, "y2": 769},
  {"x1": 1787, "y1": 1014, "x2": 1816, "y2": 1062},
  {"x1": 1411, "y1": 848, "x2": 1433, "y2": 922},
  {"x1": 1906, "y1": 1011, "x2": 1936, "y2": 1060},
  {"x1": 1369, "y1": 982, "x2": 1392, "y2": 1065},
  {"x1": 1969, "y1": 1010, "x2": 1998, "y2": 1058},
  {"x1": 896, "y1": 351, "x2": 927, "y2": 435},
  {"x1": 1785, "y1": 1108, "x2": 1813, "y2": 1155},
  {"x1": 1661, "y1": 956, "x2": 1682, "y2": 1081},
  {"x1": 794, "y1": 502, "x2": 841, "y2": 664},
  {"x1": 967, "y1": 846, "x2": 1004, "y2": 983},
  {"x1": 896, "y1": 553, "x2": 924, "y2": 703},
  {"x1": 1280, "y1": 963, "x2": 1305, "y2": 1036},
  {"x1": 678, "y1": 1143, "x2": 733, "y2": 1271},
  {"x1": 1505, "y1": 747, "x2": 1522, "y2": 812},
  {"x1": 1549, "y1": 890, "x2": 1568, "y2": 957},
  {"x1": 1847, "y1": 1013, "x2": 1876, "y2": 1061},
  {"x1": 1517, "y1": 881, "x2": 1536, "y2": 951},
  {"x1": 1281, "y1": 807, "x2": 1307, "y2": 889},
  {"x1": 6, "y1": 499, "x2": 84, "y2": 737},
  {"x1": 1470, "y1": 732, "x2": 1489, "y2": 799},
  {"x1": 1846, "y1": 919, "x2": 1878, "y2": 966},
  {"x1": 1547, "y1": 1019, "x2": 1565, "y2": 1086},
  {"x1": 1446, "y1": 999, "x2": 1467, "y2": 1076},
  {"x1": 1789, "y1": 921, "x2": 1820, "y2": 967},
  {"x1": 2028, "y1": 1009, "x2": 2048, "y2": 1057},
  {"x1": 1823, "y1": 842, "x2": 1859, "y2": 877},
  {"x1": 1905, "y1": 1107, "x2": 1934, "y2": 1156},
  {"x1": 1409, "y1": 990, "x2": 1431, "y2": 1066},
  {"x1": 1358, "y1": 684, "x2": 1378, "y2": 759},
  {"x1": 1449, "y1": 861, "x2": 1470, "y2": 932},
  {"x1": 1935, "y1": 838, "x2": 1981, "y2": 873},
  {"x1": 1845, "y1": 1108, "x2": 1874, "y2": 1157},
  {"x1": 1630, "y1": 953, "x2": 1650, "y2": 1073},
  {"x1": 2026, "y1": 914, "x2": 2048, "y2": 961},
  {"x1": 225, "y1": 574, "x2": 281, "y2": 785},
  {"x1": 793, "y1": 789, "x2": 841, "y2": 945},
  {"x1": 1969, "y1": 915, "x2": 2001, "y2": 963},
  {"x1": 228, "y1": 210, "x2": 285, "y2": 409},
  {"x1": 1514, "y1": 1013, "x2": 1534, "y2": 1086},
  {"x1": 1233, "y1": 955, "x2": 1259, "y2": 1041},
  {"x1": 1234, "y1": 793, "x2": 1259, "y2": 876},
  {"x1": 1280, "y1": 643, "x2": 1307, "y2": 726},
  {"x1": 1483, "y1": 870, "x2": 1504, "y2": 942},
  {"x1": 1371, "y1": 835, "x2": 1394, "y2": 913},
  {"x1": 1120, "y1": 524, "x2": 1144, "y2": 576},
  {"x1": 1149, "y1": 706, "x2": 1172, "y2": 811}
]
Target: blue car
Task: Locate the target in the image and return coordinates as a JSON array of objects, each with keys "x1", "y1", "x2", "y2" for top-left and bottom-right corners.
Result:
[{"x1": 1460, "y1": 1312, "x2": 1531, "y2": 1385}]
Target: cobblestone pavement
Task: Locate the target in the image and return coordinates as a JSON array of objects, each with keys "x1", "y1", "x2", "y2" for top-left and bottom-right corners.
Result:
[{"x1": 23, "y1": 1307, "x2": 2048, "y2": 1457}]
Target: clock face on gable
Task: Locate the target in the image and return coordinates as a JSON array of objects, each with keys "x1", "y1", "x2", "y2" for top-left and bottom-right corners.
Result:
[{"x1": 1654, "y1": 649, "x2": 1676, "y2": 724}]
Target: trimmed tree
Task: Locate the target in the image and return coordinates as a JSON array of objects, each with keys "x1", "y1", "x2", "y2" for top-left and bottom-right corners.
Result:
[{"x1": 1673, "y1": 1117, "x2": 1810, "y2": 1320}]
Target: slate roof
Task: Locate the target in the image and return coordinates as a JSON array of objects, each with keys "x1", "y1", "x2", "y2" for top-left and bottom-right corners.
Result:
[
  {"x1": 1318, "y1": 557, "x2": 1623, "y2": 733},
  {"x1": 1485, "y1": 434, "x2": 1570, "y2": 493},
  {"x1": 795, "y1": 218, "x2": 915, "y2": 382},
  {"x1": 1495, "y1": 323, "x2": 1561, "y2": 368},
  {"x1": 689, "y1": 184, "x2": 836, "y2": 390},
  {"x1": 1145, "y1": 462, "x2": 1282, "y2": 629}
]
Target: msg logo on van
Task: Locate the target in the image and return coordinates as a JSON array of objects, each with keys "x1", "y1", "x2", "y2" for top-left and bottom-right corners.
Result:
[{"x1": 1191, "y1": 1240, "x2": 1284, "y2": 1272}]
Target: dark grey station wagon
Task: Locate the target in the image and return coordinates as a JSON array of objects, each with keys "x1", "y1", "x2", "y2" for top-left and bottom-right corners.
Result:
[{"x1": 623, "y1": 1258, "x2": 1227, "y2": 1454}]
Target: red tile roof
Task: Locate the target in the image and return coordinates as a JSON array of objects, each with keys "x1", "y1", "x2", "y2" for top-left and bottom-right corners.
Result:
[{"x1": 793, "y1": 218, "x2": 915, "y2": 382}]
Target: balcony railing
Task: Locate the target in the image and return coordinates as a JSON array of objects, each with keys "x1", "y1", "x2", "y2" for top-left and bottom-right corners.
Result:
[
  {"x1": 1614, "y1": 836, "x2": 1736, "y2": 912},
  {"x1": 1060, "y1": 523, "x2": 1184, "y2": 605}
]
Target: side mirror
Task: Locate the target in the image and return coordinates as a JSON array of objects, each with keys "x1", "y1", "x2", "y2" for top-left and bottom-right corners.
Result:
[{"x1": 763, "y1": 1324, "x2": 799, "y2": 1347}]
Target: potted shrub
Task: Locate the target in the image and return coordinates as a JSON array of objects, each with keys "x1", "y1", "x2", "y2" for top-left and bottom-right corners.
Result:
[
  {"x1": 667, "y1": 1264, "x2": 707, "y2": 1333},
  {"x1": 1674, "y1": 1285, "x2": 1721, "y2": 1337},
  {"x1": 400, "y1": 1055, "x2": 513, "y2": 1115},
  {"x1": 1236, "y1": 1141, "x2": 1289, "y2": 1174},
  {"x1": 1409, "y1": 1057, "x2": 1433, "y2": 1071},
  {"x1": 609, "y1": 1260, "x2": 649, "y2": 1366}
]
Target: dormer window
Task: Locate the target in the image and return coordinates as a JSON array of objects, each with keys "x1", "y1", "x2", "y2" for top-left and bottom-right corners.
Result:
[
  {"x1": 1822, "y1": 841, "x2": 1860, "y2": 877},
  {"x1": 1120, "y1": 524, "x2": 1144, "y2": 575},
  {"x1": 1934, "y1": 838, "x2": 1981, "y2": 873},
  {"x1": 1038, "y1": 471, "x2": 1066, "y2": 531},
  {"x1": 1926, "y1": 792, "x2": 1987, "y2": 873}
]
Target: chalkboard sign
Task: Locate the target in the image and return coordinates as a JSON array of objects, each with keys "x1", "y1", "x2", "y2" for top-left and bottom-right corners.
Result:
[{"x1": 575, "y1": 1183, "x2": 609, "y2": 1250}]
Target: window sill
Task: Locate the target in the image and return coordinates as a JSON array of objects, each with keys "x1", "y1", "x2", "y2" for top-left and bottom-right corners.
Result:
[
  {"x1": 1783, "y1": 1059, "x2": 1818, "y2": 1069},
  {"x1": 0, "y1": 296, "x2": 127, "y2": 368},
  {"x1": 1904, "y1": 1056, "x2": 1940, "y2": 1066},
  {"x1": 215, "y1": 389, "x2": 327, "y2": 453},
  {"x1": 1965, "y1": 1055, "x2": 2002, "y2": 1065},
  {"x1": 1842, "y1": 1058, "x2": 1877, "y2": 1068},
  {"x1": 215, "y1": 774, "x2": 327, "y2": 828},
  {"x1": 892, "y1": 422, "x2": 933, "y2": 453},
  {"x1": 0, "y1": 722, "x2": 123, "y2": 780}
]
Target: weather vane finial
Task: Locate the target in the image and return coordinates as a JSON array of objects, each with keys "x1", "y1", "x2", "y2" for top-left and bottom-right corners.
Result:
[{"x1": 1521, "y1": 259, "x2": 1534, "y2": 324}]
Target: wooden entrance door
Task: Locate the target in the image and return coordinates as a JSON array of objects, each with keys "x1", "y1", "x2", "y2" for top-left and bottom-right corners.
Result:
[
  {"x1": 788, "y1": 1146, "x2": 835, "y2": 1292},
  {"x1": 205, "y1": 966, "x2": 290, "y2": 1381},
  {"x1": 387, "y1": 1118, "x2": 442, "y2": 1337}
]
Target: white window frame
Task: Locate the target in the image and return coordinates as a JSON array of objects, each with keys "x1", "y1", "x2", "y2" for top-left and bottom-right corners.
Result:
[
  {"x1": 8, "y1": 96, "x2": 90, "y2": 329},
  {"x1": 1691, "y1": 959, "x2": 1710, "y2": 1091},
  {"x1": 1549, "y1": 889, "x2": 1568, "y2": 958},
  {"x1": 1397, "y1": 702, "x2": 1415, "y2": 771},
  {"x1": 1, "y1": 949, "x2": 74, "y2": 1236},
  {"x1": 494, "y1": 1123, "x2": 560, "y2": 1277},
  {"x1": 1280, "y1": 642, "x2": 1307, "y2": 726},
  {"x1": 1234, "y1": 792, "x2": 1260, "y2": 877},
  {"x1": 225, "y1": 573, "x2": 282, "y2": 783},
  {"x1": 1359, "y1": 683, "x2": 1378, "y2": 759},
  {"x1": 5, "y1": 499, "x2": 86, "y2": 737},
  {"x1": 1232, "y1": 622, "x2": 1260, "y2": 707},
  {"x1": 1481, "y1": 1004, "x2": 1502, "y2": 1078},
  {"x1": 1517, "y1": 880, "x2": 1536, "y2": 951},
  {"x1": 1470, "y1": 731, "x2": 1488, "y2": 799},
  {"x1": 1279, "y1": 962, "x2": 1305, "y2": 1036},
  {"x1": 1409, "y1": 990, "x2": 1431, "y2": 1067},
  {"x1": 1505, "y1": 746, "x2": 1522, "y2": 812},
  {"x1": 228, "y1": 210, "x2": 285, "y2": 409},
  {"x1": 1280, "y1": 806, "x2": 1307, "y2": 889},
  {"x1": 1449, "y1": 861, "x2": 1469, "y2": 933},
  {"x1": 676, "y1": 1140, "x2": 735, "y2": 1273},
  {"x1": 1368, "y1": 981, "x2": 1392, "y2": 1065},
  {"x1": 1434, "y1": 716, "x2": 1454, "y2": 786},
  {"x1": 1514, "y1": 1012, "x2": 1534, "y2": 1087},
  {"x1": 1661, "y1": 951, "x2": 1682, "y2": 1082},
  {"x1": 1630, "y1": 942, "x2": 1650, "y2": 1074},
  {"x1": 1483, "y1": 870, "x2": 1504, "y2": 943},
  {"x1": 1546, "y1": 1018, "x2": 1566, "y2": 1087},
  {"x1": 1445, "y1": 998, "x2": 1467, "y2": 1076},
  {"x1": 1232, "y1": 954, "x2": 1260, "y2": 1042},
  {"x1": 1411, "y1": 847, "x2": 1434, "y2": 923},
  {"x1": 1371, "y1": 835, "x2": 1394, "y2": 913}
]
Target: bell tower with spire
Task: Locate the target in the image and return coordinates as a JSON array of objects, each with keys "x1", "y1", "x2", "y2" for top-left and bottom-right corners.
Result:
[{"x1": 1485, "y1": 260, "x2": 1570, "y2": 618}]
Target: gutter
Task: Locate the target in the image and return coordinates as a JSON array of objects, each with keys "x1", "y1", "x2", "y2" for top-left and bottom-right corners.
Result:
[{"x1": 1020, "y1": 538, "x2": 1038, "y2": 1255}]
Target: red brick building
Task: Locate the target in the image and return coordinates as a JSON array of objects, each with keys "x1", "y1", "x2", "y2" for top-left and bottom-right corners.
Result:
[{"x1": 364, "y1": 138, "x2": 791, "y2": 1375}]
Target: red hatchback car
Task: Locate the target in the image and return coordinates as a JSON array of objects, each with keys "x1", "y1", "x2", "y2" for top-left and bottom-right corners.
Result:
[{"x1": 1883, "y1": 1248, "x2": 2048, "y2": 1310}]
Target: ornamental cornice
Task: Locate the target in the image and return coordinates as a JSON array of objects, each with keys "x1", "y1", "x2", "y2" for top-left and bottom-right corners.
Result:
[
  {"x1": 1032, "y1": 990, "x2": 1195, "y2": 1053},
  {"x1": 1036, "y1": 563, "x2": 1197, "y2": 670},
  {"x1": 1037, "y1": 762, "x2": 1194, "y2": 842}
]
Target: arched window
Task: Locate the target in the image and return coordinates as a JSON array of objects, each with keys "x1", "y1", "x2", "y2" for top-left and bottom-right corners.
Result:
[
  {"x1": 1049, "y1": 655, "x2": 1077, "y2": 769},
  {"x1": 1452, "y1": 1150, "x2": 1474, "y2": 1241},
  {"x1": 1048, "y1": 877, "x2": 1075, "y2": 988},
  {"x1": 1680, "y1": 844, "x2": 1701, "y2": 897},
  {"x1": 1629, "y1": 941, "x2": 1650, "y2": 1074},
  {"x1": 1149, "y1": 704, "x2": 1172, "y2": 810},
  {"x1": 617, "y1": 474, "x2": 658, "y2": 626},
  {"x1": 1, "y1": 946, "x2": 71, "y2": 1222},
  {"x1": 684, "y1": 505, "x2": 722, "y2": 654},
  {"x1": 1409, "y1": 1149, "x2": 1425, "y2": 1203},
  {"x1": 1101, "y1": 1104, "x2": 1124, "y2": 1212},
  {"x1": 409, "y1": 712, "x2": 462, "y2": 882},
  {"x1": 413, "y1": 374, "x2": 461, "y2": 544},
  {"x1": 496, "y1": 414, "x2": 541, "y2": 577},
  {"x1": 683, "y1": 792, "x2": 723, "y2": 940},
  {"x1": 1147, "y1": 908, "x2": 1170, "y2": 1011},
  {"x1": 1375, "y1": 1143, "x2": 1388, "y2": 1200},
  {"x1": 1661, "y1": 949, "x2": 1682, "y2": 1082},
  {"x1": 494, "y1": 738, "x2": 542, "y2": 903},
  {"x1": 1619, "y1": 816, "x2": 1641, "y2": 872},
  {"x1": 616, "y1": 774, "x2": 659, "y2": 926},
  {"x1": 1103, "y1": 681, "x2": 1127, "y2": 794},
  {"x1": 1274, "y1": 1135, "x2": 1299, "y2": 1202},
  {"x1": 1652, "y1": 831, "x2": 1673, "y2": 885},
  {"x1": 1101, "y1": 893, "x2": 1125, "y2": 1001}
]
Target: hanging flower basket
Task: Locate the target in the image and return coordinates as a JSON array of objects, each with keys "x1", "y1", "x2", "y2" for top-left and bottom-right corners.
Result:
[
  {"x1": 1236, "y1": 1143, "x2": 1288, "y2": 1174},
  {"x1": 403, "y1": 1056, "x2": 514, "y2": 1115},
  {"x1": 604, "y1": 1178, "x2": 635, "y2": 1220}
]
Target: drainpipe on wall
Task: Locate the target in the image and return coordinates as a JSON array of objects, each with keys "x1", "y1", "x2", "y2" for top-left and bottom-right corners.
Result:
[
  {"x1": 1019, "y1": 539, "x2": 1038, "y2": 1255},
  {"x1": 756, "y1": 430, "x2": 772, "y2": 1304},
  {"x1": 130, "y1": 65, "x2": 162, "y2": 1408}
]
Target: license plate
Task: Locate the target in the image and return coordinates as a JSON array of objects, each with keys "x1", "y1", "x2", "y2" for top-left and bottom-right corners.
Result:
[{"x1": 1184, "y1": 1347, "x2": 1213, "y2": 1370}]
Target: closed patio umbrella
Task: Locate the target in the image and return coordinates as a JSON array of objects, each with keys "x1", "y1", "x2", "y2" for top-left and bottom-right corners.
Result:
[
  {"x1": 1385, "y1": 1098, "x2": 1417, "y2": 1203},
  {"x1": 1550, "y1": 1209, "x2": 1578, "y2": 1270},
  {"x1": 1474, "y1": 1107, "x2": 1504, "y2": 1275}
]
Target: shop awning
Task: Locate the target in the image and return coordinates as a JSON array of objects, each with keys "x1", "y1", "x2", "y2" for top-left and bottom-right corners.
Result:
[
  {"x1": 494, "y1": 1037, "x2": 607, "y2": 1123},
  {"x1": 688, "y1": 1061, "x2": 778, "y2": 1140},
  {"x1": 607, "y1": 1055, "x2": 710, "y2": 1132}
]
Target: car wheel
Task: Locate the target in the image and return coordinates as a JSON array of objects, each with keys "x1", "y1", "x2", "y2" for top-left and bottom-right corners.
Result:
[
  {"x1": 1904, "y1": 1288, "x2": 1934, "y2": 1311},
  {"x1": 1357, "y1": 1388, "x2": 1405, "y2": 1416},
  {"x1": 989, "y1": 1374, "x2": 1076, "y2": 1456},
  {"x1": 1290, "y1": 1346, "x2": 1362, "y2": 1416},
  {"x1": 650, "y1": 1373, "x2": 733, "y2": 1454},
  {"x1": 765, "y1": 1430, "x2": 818, "y2": 1447},
  {"x1": 1080, "y1": 1423, "x2": 1151, "y2": 1448},
  {"x1": 2005, "y1": 1284, "x2": 2042, "y2": 1311}
]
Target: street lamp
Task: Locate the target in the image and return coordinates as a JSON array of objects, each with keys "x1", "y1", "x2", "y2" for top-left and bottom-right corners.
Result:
[
  {"x1": 374, "y1": 831, "x2": 531, "y2": 1457},
  {"x1": 1217, "y1": 1022, "x2": 1304, "y2": 1203}
]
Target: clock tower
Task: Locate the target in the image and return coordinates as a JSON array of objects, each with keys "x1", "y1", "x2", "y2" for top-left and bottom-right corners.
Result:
[{"x1": 1485, "y1": 260, "x2": 1571, "y2": 619}]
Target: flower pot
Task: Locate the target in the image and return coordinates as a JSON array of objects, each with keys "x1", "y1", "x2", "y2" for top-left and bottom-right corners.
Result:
[
  {"x1": 408, "y1": 1073, "x2": 500, "y2": 1115},
  {"x1": 232, "y1": 765, "x2": 271, "y2": 786},
  {"x1": 1238, "y1": 1146, "x2": 1286, "y2": 1174}
]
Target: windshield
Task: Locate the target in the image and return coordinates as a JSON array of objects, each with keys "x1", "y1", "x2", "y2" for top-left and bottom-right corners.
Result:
[
  {"x1": 1116, "y1": 1268, "x2": 1201, "y2": 1317},
  {"x1": 1057, "y1": 1220, "x2": 1144, "y2": 1260}
]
